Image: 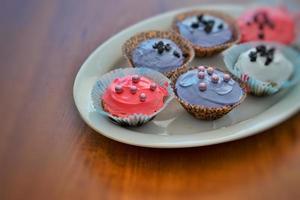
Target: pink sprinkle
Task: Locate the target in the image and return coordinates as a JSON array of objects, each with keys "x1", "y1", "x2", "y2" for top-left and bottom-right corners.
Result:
[
  {"x1": 198, "y1": 71, "x2": 205, "y2": 79},
  {"x1": 150, "y1": 83, "x2": 157, "y2": 91},
  {"x1": 207, "y1": 67, "x2": 214, "y2": 75},
  {"x1": 139, "y1": 93, "x2": 147, "y2": 102},
  {"x1": 115, "y1": 85, "x2": 123, "y2": 94},
  {"x1": 199, "y1": 82, "x2": 207, "y2": 91},
  {"x1": 132, "y1": 75, "x2": 140, "y2": 83},
  {"x1": 223, "y1": 74, "x2": 231, "y2": 82},
  {"x1": 130, "y1": 85, "x2": 137, "y2": 94},
  {"x1": 198, "y1": 66, "x2": 206, "y2": 72},
  {"x1": 211, "y1": 74, "x2": 219, "y2": 83}
]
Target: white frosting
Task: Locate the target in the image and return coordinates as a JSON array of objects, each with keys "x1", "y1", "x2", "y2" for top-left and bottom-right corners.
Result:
[{"x1": 235, "y1": 48, "x2": 293, "y2": 88}]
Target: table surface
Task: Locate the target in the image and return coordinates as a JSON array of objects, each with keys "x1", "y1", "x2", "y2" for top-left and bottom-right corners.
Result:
[{"x1": 1, "y1": 0, "x2": 300, "y2": 199}]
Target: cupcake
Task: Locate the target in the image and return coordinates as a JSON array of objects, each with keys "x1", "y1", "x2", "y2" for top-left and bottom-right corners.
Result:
[
  {"x1": 223, "y1": 42, "x2": 300, "y2": 96},
  {"x1": 122, "y1": 30, "x2": 194, "y2": 78},
  {"x1": 238, "y1": 7, "x2": 296, "y2": 44},
  {"x1": 172, "y1": 10, "x2": 240, "y2": 57},
  {"x1": 171, "y1": 66, "x2": 246, "y2": 120},
  {"x1": 91, "y1": 68, "x2": 174, "y2": 126}
]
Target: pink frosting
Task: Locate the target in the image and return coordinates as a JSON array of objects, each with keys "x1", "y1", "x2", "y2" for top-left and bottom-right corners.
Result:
[
  {"x1": 238, "y1": 7, "x2": 296, "y2": 44},
  {"x1": 102, "y1": 75, "x2": 168, "y2": 117}
]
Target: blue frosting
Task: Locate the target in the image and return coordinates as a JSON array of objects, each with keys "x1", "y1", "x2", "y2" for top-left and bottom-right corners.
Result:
[
  {"x1": 175, "y1": 69, "x2": 244, "y2": 107},
  {"x1": 176, "y1": 15, "x2": 233, "y2": 47},
  {"x1": 132, "y1": 38, "x2": 184, "y2": 73}
]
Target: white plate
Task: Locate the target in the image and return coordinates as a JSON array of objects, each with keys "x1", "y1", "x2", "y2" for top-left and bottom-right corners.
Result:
[{"x1": 73, "y1": 5, "x2": 300, "y2": 148}]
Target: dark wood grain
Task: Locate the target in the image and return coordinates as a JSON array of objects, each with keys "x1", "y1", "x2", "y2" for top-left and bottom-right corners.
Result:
[{"x1": 1, "y1": 0, "x2": 300, "y2": 199}]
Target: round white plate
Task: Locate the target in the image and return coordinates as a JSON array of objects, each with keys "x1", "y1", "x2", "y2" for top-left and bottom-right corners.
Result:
[{"x1": 73, "y1": 5, "x2": 300, "y2": 148}]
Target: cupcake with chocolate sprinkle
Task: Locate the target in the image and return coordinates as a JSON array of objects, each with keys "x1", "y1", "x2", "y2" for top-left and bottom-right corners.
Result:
[
  {"x1": 223, "y1": 42, "x2": 300, "y2": 96},
  {"x1": 238, "y1": 7, "x2": 296, "y2": 44},
  {"x1": 122, "y1": 30, "x2": 195, "y2": 78},
  {"x1": 172, "y1": 10, "x2": 240, "y2": 57}
]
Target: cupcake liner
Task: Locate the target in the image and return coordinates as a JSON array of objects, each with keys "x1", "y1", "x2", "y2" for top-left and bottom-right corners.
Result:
[
  {"x1": 223, "y1": 42, "x2": 300, "y2": 96},
  {"x1": 91, "y1": 67, "x2": 174, "y2": 126},
  {"x1": 170, "y1": 66, "x2": 247, "y2": 120},
  {"x1": 122, "y1": 30, "x2": 195, "y2": 78},
  {"x1": 171, "y1": 10, "x2": 241, "y2": 57}
]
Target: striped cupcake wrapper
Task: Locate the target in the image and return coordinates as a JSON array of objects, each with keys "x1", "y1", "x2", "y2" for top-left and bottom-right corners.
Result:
[
  {"x1": 91, "y1": 67, "x2": 174, "y2": 127},
  {"x1": 223, "y1": 42, "x2": 300, "y2": 96}
]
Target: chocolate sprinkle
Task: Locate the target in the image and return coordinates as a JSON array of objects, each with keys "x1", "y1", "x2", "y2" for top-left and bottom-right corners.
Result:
[
  {"x1": 197, "y1": 14, "x2": 203, "y2": 21},
  {"x1": 164, "y1": 43, "x2": 171, "y2": 51},
  {"x1": 153, "y1": 41, "x2": 175, "y2": 54},
  {"x1": 207, "y1": 20, "x2": 215, "y2": 26},
  {"x1": 191, "y1": 22, "x2": 199, "y2": 29},
  {"x1": 256, "y1": 45, "x2": 266, "y2": 53},
  {"x1": 265, "y1": 57, "x2": 272, "y2": 66},
  {"x1": 256, "y1": 45, "x2": 267, "y2": 56},
  {"x1": 258, "y1": 23, "x2": 264, "y2": 30},
  {"x1": 259, "y1": 49, "x2": 267, "y2": 57},
  {"x1": 157, "y1": 46, "x2": 164, "y2": 54},
  {"x1": 173, "y1": 51, "x2": 180, "y2": 58},
  {"x1": 249, "y1": 51, "x2": 257, "y2": 62},
  {"x1": 189, "y1": 15, "x2": 218, "y2": 34},
  {"x1": 250, "y1": 45, "x2": 276, "y2": 66},
  {"x1": 157, "y1": 41, "x2": 164, "y2": 47},
  {"x1": 258, "y1": 32, "x2": 265, "y2": 39},
  {"x1": 153, "y1": 41, "x2": 164, "y2": 49},
  {"x1": 204, "y1": 24, "x2": 213, "y2": 33}
]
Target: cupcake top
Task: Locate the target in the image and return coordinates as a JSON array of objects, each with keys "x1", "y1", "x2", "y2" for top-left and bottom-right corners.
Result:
[
  {"x1": 132, "y1": 38, "x2": 185, "y2": 73},
  {"x1": 175, "y1": 66, "x2": 244, "y2": 107},
  {"x1": 234, "y1": 44, "x2": 293, "y2": 88},
  {"x1": 176, "y1": 14, "x2": 233, "y2": 47},
  {"x1": 238, "y1": 7, "x2": 295, "y2": 44},
  {"x1": 102, "y1": 75, "x2": 168, "y2": 117}
]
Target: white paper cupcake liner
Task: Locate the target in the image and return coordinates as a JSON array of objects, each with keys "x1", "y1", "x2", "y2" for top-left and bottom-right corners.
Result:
[
  {"x1": 223, "y1": 42, "x2": 300, "y2": 96},
  {"x1": 91, "y1": 67, "x2": 174, "y2": 126}
]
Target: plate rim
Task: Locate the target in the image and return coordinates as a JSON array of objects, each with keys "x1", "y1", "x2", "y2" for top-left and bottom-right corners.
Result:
[{"x1": 73, "y1": 4, "x2": 300, "y2": 148}]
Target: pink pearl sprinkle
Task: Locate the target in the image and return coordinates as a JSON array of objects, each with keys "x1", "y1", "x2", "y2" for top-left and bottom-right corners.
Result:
[
  {"x1": 198, "y1": 71, "x2": 205, "y2": 79},
  {"x1": 198, "y1": 66, "x2": 206, "y2": 72},
  {"x1": 150, "y1": 83, "x2": 157, "y2": 91},
  {"x1": 139, "y1": 93, "x2": 147, "y2": 102},
  {"x1": 132, "y1": 75, "x2": 140, "y2": 83},
  {"x1": 199, "y1": 82, "x2": 207, "y2": 91},
  {"x1": 115, "y1": 85, "x2": 123, "y2": 94},
  {"x1": 207, "y1": 67, "x2": 214, "y2": 75},
  {"x1": 130, "y1": 85, "x2": 137, "y2": 94},
  {"x1": 211, "y1": 74, "x2": 219, "y2": 83},
  {"x1": 223, "y1": 74, "x2": 231, "y2": 82}
]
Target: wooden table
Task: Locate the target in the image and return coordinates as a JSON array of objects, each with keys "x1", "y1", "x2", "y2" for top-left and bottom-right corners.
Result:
[{"x1": 1, "y1": 0, "x2": 300, "y2": 199}]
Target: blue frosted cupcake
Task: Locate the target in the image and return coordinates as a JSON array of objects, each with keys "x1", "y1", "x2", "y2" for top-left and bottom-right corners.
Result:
[
  {"x1": 171, "y1": 66, "x2": 246, "y2": 120},
  {"x1": 172, "y1": 10, "x2": 240, "y2": 57},
  {"x1": 122, "y1": 30, "x2": 195, "y2": 78},
  {"x1": 223, "y1": 42, "x2": 300, "y2": 96}
]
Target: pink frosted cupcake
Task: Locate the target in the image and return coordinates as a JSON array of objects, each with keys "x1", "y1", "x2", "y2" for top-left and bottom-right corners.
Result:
[
  {"x1": 91, "y1": 68, "x2": 174, "y2": 126},
  {"x1": 238, "y1": 7, "x2": 296, "y2": 44},
  {"x1": 102, "y1": 75, "x2": 168, "y2": 118}
]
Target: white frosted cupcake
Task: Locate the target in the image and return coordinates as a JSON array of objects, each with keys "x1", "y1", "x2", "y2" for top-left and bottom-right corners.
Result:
[{"x1": 223, "y1": 42, "x2": 300, "y2": 96}]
